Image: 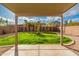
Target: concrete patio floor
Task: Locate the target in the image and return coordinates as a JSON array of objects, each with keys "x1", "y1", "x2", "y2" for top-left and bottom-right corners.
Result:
[{"x1": 2, "y1": 45, "x2": 77, "y2": 56}]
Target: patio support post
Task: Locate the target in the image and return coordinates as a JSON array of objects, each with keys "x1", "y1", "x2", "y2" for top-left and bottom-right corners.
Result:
[
  {"x1": 15, "y1": 15, "x2": 18, "y2": 56},
  {"x1": 60, "y1": 15, "x2": 64, "y2": 45}
]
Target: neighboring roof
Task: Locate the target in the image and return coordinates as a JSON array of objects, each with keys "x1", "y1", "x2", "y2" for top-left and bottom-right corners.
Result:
[{"x1": 3, "y1": 3, "x2": 76, "y2": 16}]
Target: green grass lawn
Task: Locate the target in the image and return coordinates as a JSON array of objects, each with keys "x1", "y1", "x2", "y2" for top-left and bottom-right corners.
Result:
[{"x1": 0, "y1": 32, "x2": 72, "y2": 46}]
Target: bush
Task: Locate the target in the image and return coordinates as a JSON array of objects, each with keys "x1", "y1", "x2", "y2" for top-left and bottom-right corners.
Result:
[{"x1": 66, "y1": 22, "x2": 79, "y2": 26}]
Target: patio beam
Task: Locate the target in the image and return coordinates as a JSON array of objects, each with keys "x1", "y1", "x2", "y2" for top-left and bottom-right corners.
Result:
[
  {"x1": 15, "y1": 15, "x2": 18, "y2": 56},
  {"x1": 63, "y1": 3, "x2": 77, "y2": 14},
  {"x1": 17, "y1": 13, "x2": 61, "y2": 16},
  {"x1": 60, "y1": 15, "x2": 64, "y2": 45}
]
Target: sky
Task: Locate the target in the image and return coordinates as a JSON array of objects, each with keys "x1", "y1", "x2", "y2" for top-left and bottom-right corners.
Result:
[
  {"x1": 0, "y1": 4, "x2": 15, "y2": 24},
  {"x1": 18, "y1": 16, "x2": 61, "y2": 24},
  {"x1": 0, "y1": 4, "x2": 79, "y2": 25},
  {"x1": 64, "y1": 4, "x2": 79, "y2": 22}
]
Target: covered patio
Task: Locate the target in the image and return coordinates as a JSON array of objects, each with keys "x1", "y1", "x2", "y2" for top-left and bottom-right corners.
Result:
[
  {"x1": 1, "y1": 3, "x2": 78, "y2": 56},
  {"x1": 2, "y1": 45, "x2": 77, "y2": 56}
]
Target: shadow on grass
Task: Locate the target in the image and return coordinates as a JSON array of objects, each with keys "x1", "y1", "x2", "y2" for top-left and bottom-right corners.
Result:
[{"x1": 43, "y1": 32, "x2": 57, "y2": 34}]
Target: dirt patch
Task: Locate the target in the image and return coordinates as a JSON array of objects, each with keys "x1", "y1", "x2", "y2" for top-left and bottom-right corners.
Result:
[
  {"x1": 0, "y1": 46, "x2": 13, "y2": 56},
  {"x1": 0, "y1": 33, "x2": 15, "y2": 38}
]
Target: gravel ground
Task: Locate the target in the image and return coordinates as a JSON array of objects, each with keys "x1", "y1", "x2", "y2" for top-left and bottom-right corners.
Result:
[
  {"x1": 64, "y1": 34, "x2": 79, "y2": 55},
  {"x1": 0, "y1": 46, "x2": 13, "y2": 55}
]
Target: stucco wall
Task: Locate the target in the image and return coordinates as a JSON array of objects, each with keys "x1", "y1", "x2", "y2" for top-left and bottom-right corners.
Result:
[
  {"x1": 0, "y1": 25, "x2": 60, "y2": 35},
  {"x1": 64, "y1": 26, "x2": 79, "y2": 35},
  {"x1": 0, "y1": 26, "x2": 15, "y2": 35}
]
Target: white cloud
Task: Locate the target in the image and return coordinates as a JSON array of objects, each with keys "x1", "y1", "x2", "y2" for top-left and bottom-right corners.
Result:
[
  {"x1": 64, "y1": 4, "x2": 79, "y2": 17},
  {"x1": 0, "y1": 16, "x2": 15, "y2": 25},
  {"x1": 71, "y1": 18, "x2": 79, "y2": 22},
  {"x1": 18, "y1": 16, "x2": 61, "y2": 24}
]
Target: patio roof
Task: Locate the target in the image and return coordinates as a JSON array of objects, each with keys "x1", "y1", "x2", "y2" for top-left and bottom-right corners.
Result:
[
  {"x1": 1, "y1": 3, "x2": 77, "y2": 56},
  {"x1": 3, "y1": 3, "x2": 76, "y2": 16}
]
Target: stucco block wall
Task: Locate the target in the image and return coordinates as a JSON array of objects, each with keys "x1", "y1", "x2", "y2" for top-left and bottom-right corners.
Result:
[
  {"x1": 64, "y1": 26, "x2": 79, "y2": 35},
  {"x1": 0, "y1": 26, "x2": 15, "y2": 35}
]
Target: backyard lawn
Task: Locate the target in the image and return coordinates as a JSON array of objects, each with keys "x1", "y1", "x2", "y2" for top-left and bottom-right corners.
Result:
[{"x1": 0, "y1": 32, "x2": 72, "y2": 46}]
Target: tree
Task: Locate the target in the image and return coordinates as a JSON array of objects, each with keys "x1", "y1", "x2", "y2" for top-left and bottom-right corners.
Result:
[
  {"x1": 24, "y1": 20, "x2": 27, "y2": 32},
  {"x1": 0, "y1": 18, "x2": 5, "y2": 26},
  {"x1": 5, "y1": 20, "x2": 8, "y2": 26},
  {"x1": 24, "y1": 20, "x2": 27, "y2": 24},
  {"x1": 36, "y1": 21, "x2": 40, "y2": 34},
  {"x1": 0, "y1": 18, "x2": 2, "y2": 23}
]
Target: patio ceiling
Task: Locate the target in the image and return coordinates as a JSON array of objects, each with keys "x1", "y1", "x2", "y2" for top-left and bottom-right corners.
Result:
[{"x1": 3, "y1": 3, "x2": 76, "y2": 16}]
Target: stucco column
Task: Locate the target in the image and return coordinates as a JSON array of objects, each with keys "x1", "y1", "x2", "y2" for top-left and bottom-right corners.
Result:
[
  {"x1": 15, "y1": 16, "x2": 18, "y2": 56},
  {"x1": 60, "y1": 15, "x2": 64, "y2": 45}
]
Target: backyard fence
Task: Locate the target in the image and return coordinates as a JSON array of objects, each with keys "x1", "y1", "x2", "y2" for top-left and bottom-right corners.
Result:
[
  {"x1": 18, "y1": 25, "x2": 60, "y2": 32},
  {"x1": 0, "y1": 25, "x2": 60, "y2": 35},
  {"x1": 64, "y1": 26, "x2": 79, "y2": 36},
  {"x1": 1, "y1": 25, "x2": 79, "y2": 36},
  {"x1": 0, "y1": 26, "x2": 15, "y2": 35}
]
